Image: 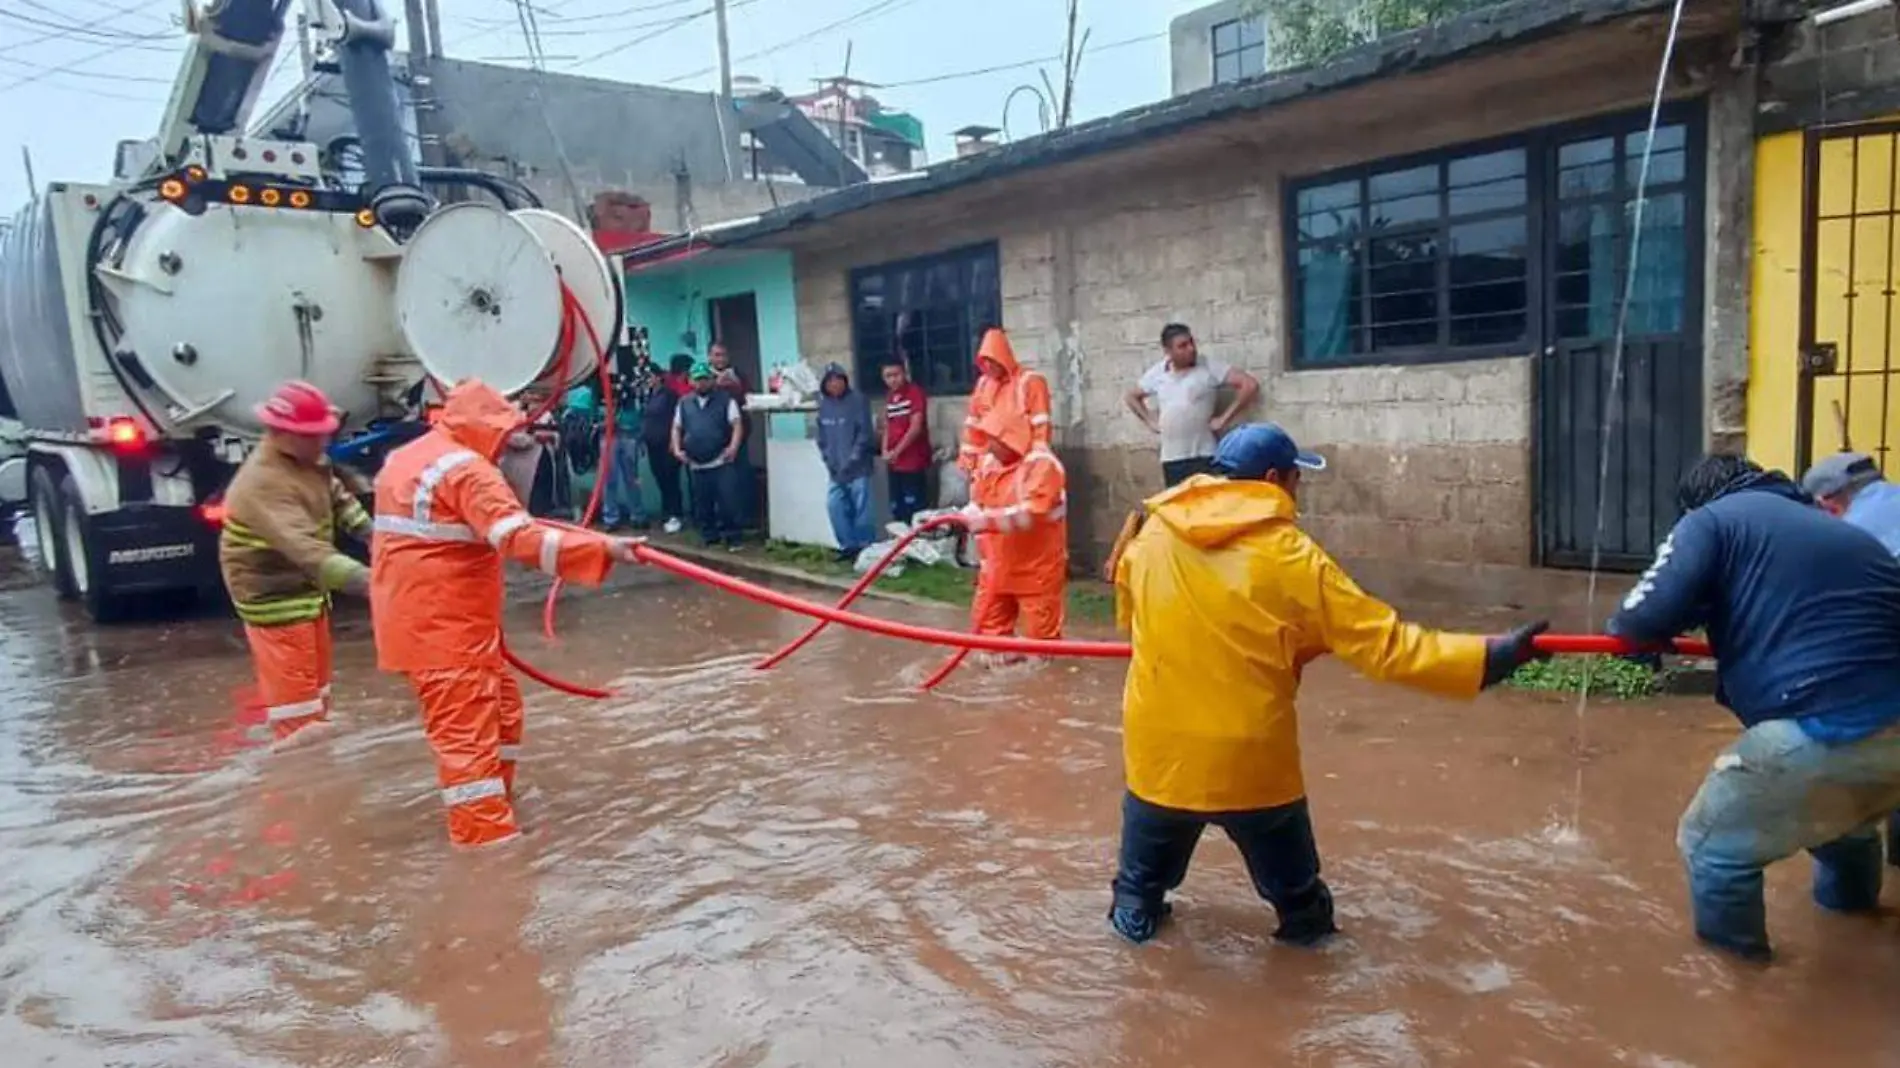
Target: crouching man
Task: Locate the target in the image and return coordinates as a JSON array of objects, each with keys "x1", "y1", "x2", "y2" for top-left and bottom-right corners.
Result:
[
  {"x1": 1609, "y1": 453, "x2": 1900, "y2": 961},
  {"x1": 1109, "y1": 423, "x2": 1549, "y2": 946}
]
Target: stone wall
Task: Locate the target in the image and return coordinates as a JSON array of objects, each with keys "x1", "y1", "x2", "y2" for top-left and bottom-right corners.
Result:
[{"x1": 781, "y1": 11, "x2": 1751, "y2": 575}]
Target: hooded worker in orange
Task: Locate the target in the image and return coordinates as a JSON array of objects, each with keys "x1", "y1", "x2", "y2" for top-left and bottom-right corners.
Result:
[
  {"x1": 219, "y1": 381, "x2": 372, "y2": 742},
  {"x1": 371, "y1": 379, "x2": 640, "y2": 848},
  {"x1": 960, "y1": 408, "x2": 1068, "y2": 641},
  {"x1": 958, "y1": 328, "x2": 1052, "y2": 476}
]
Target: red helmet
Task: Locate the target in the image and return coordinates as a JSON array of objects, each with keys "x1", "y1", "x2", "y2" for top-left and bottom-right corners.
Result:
[{"x1": 256, "y1": 380, "x2": 341, "y2": 436}]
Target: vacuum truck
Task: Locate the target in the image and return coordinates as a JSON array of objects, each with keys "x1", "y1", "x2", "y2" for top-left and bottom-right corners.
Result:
[{"x1": 0, "y1": 0, "x2": 618, "y2": 621}]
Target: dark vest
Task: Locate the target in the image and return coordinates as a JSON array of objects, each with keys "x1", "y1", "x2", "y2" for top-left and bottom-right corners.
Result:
[{"x1": 677, "y1": 393, "x2": 735, "y2": 465}]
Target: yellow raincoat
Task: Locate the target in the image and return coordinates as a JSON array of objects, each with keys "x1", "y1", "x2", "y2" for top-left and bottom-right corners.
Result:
[{"x1": 1115, "y1": 476, "x2": 1488, "y2": 813}]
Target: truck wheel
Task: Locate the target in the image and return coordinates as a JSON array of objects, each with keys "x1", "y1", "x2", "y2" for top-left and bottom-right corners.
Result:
[
  {"x1": 59, "y1": 474, "x2": 128, "y2": 624},
  {"x1": 29, "y1": 465, "x2": 77, "y2": 600}
]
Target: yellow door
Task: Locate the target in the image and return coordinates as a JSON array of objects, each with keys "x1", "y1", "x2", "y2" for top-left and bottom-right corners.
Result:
[{"x1": 1801, "y1": 121, "x2": 1900, "y2": 471}]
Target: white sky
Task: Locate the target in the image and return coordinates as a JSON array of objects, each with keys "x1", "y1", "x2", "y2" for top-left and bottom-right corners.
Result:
[{"x1": 0, "y1": 0, "x2": 1213, "y2": 212}]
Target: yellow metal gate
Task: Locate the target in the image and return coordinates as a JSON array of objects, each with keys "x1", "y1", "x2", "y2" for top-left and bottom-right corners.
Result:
[{"x1": 1799, "y1": 121, "x2": 1900, "y2": 471}]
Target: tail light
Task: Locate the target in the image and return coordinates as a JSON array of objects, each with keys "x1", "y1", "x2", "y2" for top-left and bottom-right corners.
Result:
[
  {"x1": 106, "y1": 417, "x2": 146, "y2": 452},
  {"x1": 199, "y1": 501, "x2": 227, "y2": 526}
]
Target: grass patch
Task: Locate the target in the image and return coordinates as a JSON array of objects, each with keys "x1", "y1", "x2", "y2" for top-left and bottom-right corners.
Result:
[
  {"x1": 1505, "y1": 654, "x2": 1660, "y2": 700},
  {"x1": 759, "y1": 539, "x2": 1116, "y2": 624}
]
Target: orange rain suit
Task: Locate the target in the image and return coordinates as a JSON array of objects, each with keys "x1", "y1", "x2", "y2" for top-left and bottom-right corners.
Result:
[
  {"x1": 967, "y1": 411, "x2": 1069, "y2": 639},
  {"x1": 958, "y1": 328, "x2": 1052, "y2": 476},
  {"x1": 371, "y1": 380, "x2": 624, "y2": 848}
]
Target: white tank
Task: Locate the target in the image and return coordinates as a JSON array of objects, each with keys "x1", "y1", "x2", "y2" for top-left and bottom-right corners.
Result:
[{"x1": 98, "y1": 198, "x2": 408, "y2": 437}]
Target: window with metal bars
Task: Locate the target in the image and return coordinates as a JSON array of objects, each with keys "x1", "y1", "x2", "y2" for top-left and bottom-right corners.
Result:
[
  {"x1": 1286, "y1": 107, "x2": 1698, "y2": 370},
  {"x1": 850, "y1": 242, "x2": 1001, "y2": 396}
]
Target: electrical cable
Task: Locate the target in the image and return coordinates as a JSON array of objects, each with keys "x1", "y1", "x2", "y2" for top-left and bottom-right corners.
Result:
[{"x1": 661, "y1": 0, "x2": 921, "y2": 84}]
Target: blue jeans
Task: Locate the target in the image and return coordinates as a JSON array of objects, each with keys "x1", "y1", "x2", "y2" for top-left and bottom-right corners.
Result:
[
  {"x1": 1678, "y1": 717, "x2": 1900, "y2": 959},
  {"x1": 826, "y1": 475, "x2": 876, "y2": 553},
  {"x1": 1110, "y1": 791, "x2": 1336, "y2": 945},
  {"x1": 599, "y1": 435, "x2": 648, "y2": 527}
]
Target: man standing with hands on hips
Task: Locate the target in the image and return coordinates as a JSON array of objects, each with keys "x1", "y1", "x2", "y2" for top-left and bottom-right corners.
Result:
[{"x1": 1125, "y1": 323, "x2": 1260, "y2": 487}]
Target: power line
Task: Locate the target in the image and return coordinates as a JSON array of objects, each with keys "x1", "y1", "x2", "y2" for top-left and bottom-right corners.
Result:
[
  {"x1": 0, "y1": 34, "x2": 172, "y2": 95},
  {"x1": 0, "y1": 0, "x2": 164, "y2": 57},
  {"x1": 463, "y1": 0, "x2": 707, "y2": 28},
  {"x1": 880, "y1": 30, "x2": 1164, "y2": 89},
  {"x1": 661, "y1": 0, "x2": 922, "y2": 85},
  {"x1": 0, "y1": 6, "x2": 173, "y2": 46},
  {"x1": 566, "y1": 8, "x2": 716, "y2": 68},
  {"x1": 0, "y1": 52, "x2": 172, "y2": 85}
]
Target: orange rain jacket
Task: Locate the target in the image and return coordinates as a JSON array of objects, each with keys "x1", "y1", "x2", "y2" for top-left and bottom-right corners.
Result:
[
  {"x1": 959, "y1": 329, "x2": 1052, "y2": 475},
  {"x1": 371, "y1": 380, "x2": 621, "y2": 673},
  {"x1": 969, "y1": 411, "x2": 1068, "y2": 597}
]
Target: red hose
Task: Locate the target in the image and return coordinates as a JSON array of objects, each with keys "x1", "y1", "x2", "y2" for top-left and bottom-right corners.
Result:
[
  {"x1": 753, "y1": 514, "x2": 963, "y2": 670},
  {"x1": 540, "y1": 286, "x2": 614, "y2": 641},
  {"x1": 617, "y1": 542, "x2": 1717, "y2": 659},
  {"x1": 919, "y1": 647, "x2": 970, "y2": 691}
]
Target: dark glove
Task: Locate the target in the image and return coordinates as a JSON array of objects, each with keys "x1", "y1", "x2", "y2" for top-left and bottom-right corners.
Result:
[{"x1": 1481, "y1": 620, "x2": 1551, "y2": 689}]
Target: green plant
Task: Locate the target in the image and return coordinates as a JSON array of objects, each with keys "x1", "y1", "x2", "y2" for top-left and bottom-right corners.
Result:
[
  {"x1": 1241, "y1": 0, "x2": 1503, "y2": 68},
  {"x1": 1505, "y1": 655, "x2": 1660, "y2": 700}
]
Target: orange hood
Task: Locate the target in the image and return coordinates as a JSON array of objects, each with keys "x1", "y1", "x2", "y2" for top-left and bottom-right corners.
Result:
[
  {"x1": 437, "y1": 379, "x2": 523, "y2": 461},
  {"x1": 978, "y1": 408, "x2": 1033, "y2": 458},
  {"x1": 976, "y1": 328, "x2": 1022, "y2": 379}
]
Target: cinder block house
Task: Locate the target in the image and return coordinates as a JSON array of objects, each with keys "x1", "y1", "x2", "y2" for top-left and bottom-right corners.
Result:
[{"x1": 622, "y1": 0, "x2": 1803, "y2": 594}]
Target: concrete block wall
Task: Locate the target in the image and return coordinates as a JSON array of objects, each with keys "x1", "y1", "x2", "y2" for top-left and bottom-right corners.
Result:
[{"x1": 784, "y1": 19, "x2": 1751, "y2": 573}]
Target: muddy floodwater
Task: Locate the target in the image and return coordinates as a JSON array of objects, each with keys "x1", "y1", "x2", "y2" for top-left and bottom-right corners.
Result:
[{"x1": 0, "y1": 564, "x2": 1896, "y2": 1067}]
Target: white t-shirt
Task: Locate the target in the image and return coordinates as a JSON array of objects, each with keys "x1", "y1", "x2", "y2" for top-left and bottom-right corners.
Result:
[{"x1": 1138, "y1": 358, "x2": 1232, "y2": 463}]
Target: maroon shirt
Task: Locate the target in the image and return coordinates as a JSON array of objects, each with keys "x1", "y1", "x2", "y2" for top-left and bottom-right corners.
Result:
[{"x1": 883, "y1": 382, "x2": 932, "y2": 474}]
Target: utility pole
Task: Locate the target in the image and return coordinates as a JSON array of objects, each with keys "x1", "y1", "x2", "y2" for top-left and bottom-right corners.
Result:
[
  {"x1": 403, "y1": 0, "x2": 450, "y2": 180},
  {"x1": 713, "y1": 0, "x2": 739, "y2": 181},
  {"x1": 20, "y1": 146, "x2": 37, "y2": 197},
  {"x1": 424, "y1": 0, "x2": 445, "y2": 59}
]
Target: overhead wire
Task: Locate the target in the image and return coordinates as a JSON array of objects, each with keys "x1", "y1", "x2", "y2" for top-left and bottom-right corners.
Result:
[
  {"x1": 881, "y1": 31, "x2": 1164, "y2": 89},
  {"x1": 1567, "y1": 0, "x2": 1691, "y2": 835},
  {"x1": 660, "y1": 0, "x2": 923, "y2": 84}
]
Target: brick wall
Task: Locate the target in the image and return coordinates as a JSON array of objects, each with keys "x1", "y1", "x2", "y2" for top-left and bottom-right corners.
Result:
[{"x1": 782, "y1": 14, "x2": 1748, "y2": 574}]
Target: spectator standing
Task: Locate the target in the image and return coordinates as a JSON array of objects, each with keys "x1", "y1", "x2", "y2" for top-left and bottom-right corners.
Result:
[
  {"x1": 817, "y1": 362, "x2": 878, "y2": 561},
  {"x1": 1125, "y1": 323, "x2": 1261, "y2": 487},
  {"x1": 709, "y1": 342, "x2": 756, "y2": 531},
  {"x1": 671, "y1": 362, "x2": 747, "y2": 551},
  {"x1": 881, "y1": 358, "x2": 932, "y2": 524},
  {"x1": 645, "y1": 354, "x2": 692, "y2": 533},
  {"x1": 598, "y1": 346, "x2": 651, "y2": 531}
]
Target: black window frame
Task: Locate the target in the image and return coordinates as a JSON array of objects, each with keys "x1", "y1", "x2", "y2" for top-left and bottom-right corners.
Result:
[
  {"x1": 1211, "y1": 17, "x2": 1266, "y2": 86},
  {"x1": 848, "y1": 240, "x2": 1002, "y2": 397},
  {"x1": 1283, "y1": 102, "x2": 1706, "y2": 371}
]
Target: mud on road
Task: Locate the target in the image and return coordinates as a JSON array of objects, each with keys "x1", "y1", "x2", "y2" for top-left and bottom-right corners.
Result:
[{"x1": 0, "y1": 564, "x2": 1893, "y2": 1067}]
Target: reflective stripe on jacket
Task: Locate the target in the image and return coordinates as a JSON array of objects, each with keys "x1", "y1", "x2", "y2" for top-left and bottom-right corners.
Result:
[
  {"x1": 1115, "y1": 476, "x2": 1486, "y2": 813},
  {"x1": 218, "y1": 439, "x2": 371, "y2": 626},
  {"x1": 960, "y1": 329, "x2": 1052, "y2": 474},
  {"x1": 370, "y1": 380, "x2": 620, "y2": 674},
  {"x1": 970, "y1": 443, "x2": 1068, "y2": 597}
]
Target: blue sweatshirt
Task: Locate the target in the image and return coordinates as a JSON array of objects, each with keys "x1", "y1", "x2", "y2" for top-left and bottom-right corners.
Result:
[
  {"x1": 816, "y1": 365, "x2": 874, "y2": 485},
  {"x1": 1608, "y1": 471, "x2": 1900, "y2": 743}
]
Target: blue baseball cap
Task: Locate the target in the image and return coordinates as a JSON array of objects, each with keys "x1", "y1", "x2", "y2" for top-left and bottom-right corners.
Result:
[{"x1": 1211, "y1": 423, "x2": 1326, "y2": 480}]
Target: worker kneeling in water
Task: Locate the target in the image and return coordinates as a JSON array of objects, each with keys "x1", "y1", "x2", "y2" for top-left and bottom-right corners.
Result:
[
  {"x1": 221, "y1": 381, "x2": 372, "y2": 742},
  {"x1": 1110, "y1": 423, "x2": 1550, "y2": 945},
  {"x1": 960, "y1": 409, "x2": 1068, "y2": 644},
  {"x1": 372, "y1": 380, "x2": 641, "y2": 848}
]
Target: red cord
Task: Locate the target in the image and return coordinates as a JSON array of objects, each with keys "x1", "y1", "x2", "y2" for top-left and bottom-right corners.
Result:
[{"x1": 753, "y1": 514, "x2": 963, "y2": 670}]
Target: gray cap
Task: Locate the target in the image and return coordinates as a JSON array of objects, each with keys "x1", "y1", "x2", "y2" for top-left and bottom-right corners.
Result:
[{"x1": 1801, "y1": 451, "x2": 1883, "y2": 498}]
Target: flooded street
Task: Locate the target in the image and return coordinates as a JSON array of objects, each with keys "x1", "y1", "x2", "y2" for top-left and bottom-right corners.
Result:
[{"x1": 0, "y1": 562, "x2": 1895, "y2": 1068}]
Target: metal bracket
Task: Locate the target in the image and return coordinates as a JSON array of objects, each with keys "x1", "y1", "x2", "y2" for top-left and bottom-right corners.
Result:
[{"x1": 1802, "y1": 341, "x2": 1840, "y2": 375}]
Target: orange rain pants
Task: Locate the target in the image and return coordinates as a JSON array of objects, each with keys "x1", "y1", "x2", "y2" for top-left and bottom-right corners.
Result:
[
  {"x1": 242, "y1": 613, "x2": 333, "y2": 741},
  {"x1": 971, "y1": 582, "x2": 1066, "y2": 639},
  {"x1": 408, "y1": 666, "x2": 526, "y2": 847},
  {"x1": 372, "y1": 380, "x2": 621, "y2": 849}
]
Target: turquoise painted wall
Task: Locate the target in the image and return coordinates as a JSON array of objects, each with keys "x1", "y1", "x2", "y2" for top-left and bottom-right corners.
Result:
[
  {"x1": 622, "y1": 250, "x2": 799, "y2": 369},
  {"x1": 615, "y1": 250, "x2": 804, "y2": 519}
]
